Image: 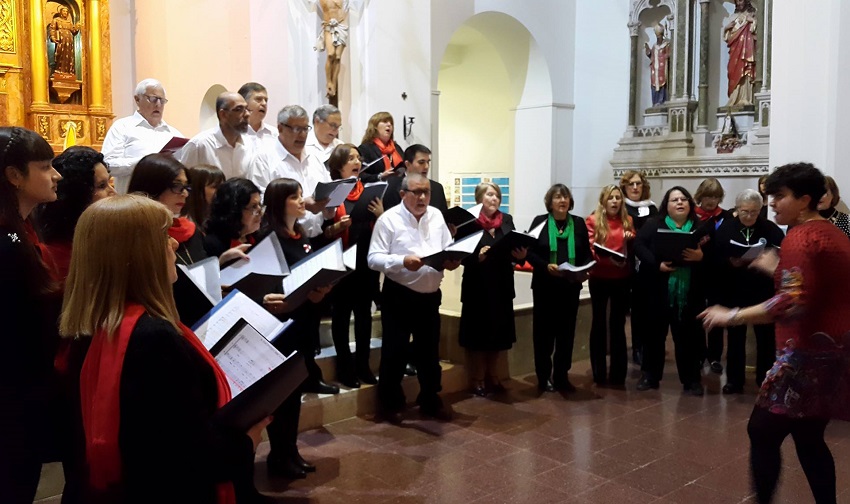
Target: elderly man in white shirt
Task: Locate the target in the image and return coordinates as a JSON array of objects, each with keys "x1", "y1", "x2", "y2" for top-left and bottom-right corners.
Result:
[
  {"x1": 253, "y1": 105, "x2": 332, "y2": 238},
  {"x1": 101, "y1": 78, "x2": 183, "y2": 194},
  {"x1": 367, "y1": 173, "x2": 461, "y2": 424},
  {"x1": 305, "y1": 104, "x2": 343, "y2": 165},
  {"x1": 238, "y1": 82, "x2": 278, "y2": 154},
  {"x1": 177, "y1": 92, "x2": 257, "y2": 180}
]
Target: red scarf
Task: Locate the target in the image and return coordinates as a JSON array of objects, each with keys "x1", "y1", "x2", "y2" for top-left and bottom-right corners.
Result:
[
  {"x1": 80, "y1": 303, "x2": 235, "y2": 503},
  {"x1": 695, "y1": 205, "x2": 723, "y2": 222},
  {"x1": 332, "y1": 180, "x2": 365, "y2": 248},
  {"x1": 230, "y1": 235, "x2": 256, "y2": 249},
  {"x1": 373, "y1": 138, "x2": 402, "y2": 172},
  {"x1": 168, "y1": 217, "x2": 197, "y2": 244},
  {"x1": 477, "y1": 210, "x2": 503, "y2": 231},
  {"x1": 24, "y1": 219, "x2": 60, "y2": 281}
]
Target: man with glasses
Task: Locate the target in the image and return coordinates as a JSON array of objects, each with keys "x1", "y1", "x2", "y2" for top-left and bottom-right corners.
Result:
[
  {"x1": 102, "y1": 79, "x2": 184, "y2": 194},
  {"x1": 177, "y1": 91, "x2": 258, "y2": 180},
  {"x1": 306, "y1": 104, "x2": 343, "y2": 165},
  {"x1": 253, "y1": 105, "x2": 332, "y2": 238},
  {"x1": 238, "y1": 82, "x2": 278, "y2": 153}
]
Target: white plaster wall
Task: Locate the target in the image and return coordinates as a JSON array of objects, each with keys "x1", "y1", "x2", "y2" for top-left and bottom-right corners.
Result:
[
  {"x1": 108, "y1": 0, "x2": 135, "y2": 120},
  {"x1": 571, "y1": 0, "x2": 631, "y2": 216}
]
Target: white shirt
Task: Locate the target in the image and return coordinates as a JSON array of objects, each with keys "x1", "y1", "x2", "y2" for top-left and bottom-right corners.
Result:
[
  {"x1": 368, "y1": 204, "x2": 452, "y2": 294},
  {"x1": 253, "y1": 141, "x2": 331, "y2": 238},
  {"x1": 305, "y1": 130, "x2": 343, "y2": 165},
  {"x1": 176, "y1": 127, "x2": 257, "y2": 180},
  {"x1": 101, "y1": 111, "x2": 183, "y2": 194},
  {"x1": 244, "y1": 122, "x2": 279, "y2": 154}
]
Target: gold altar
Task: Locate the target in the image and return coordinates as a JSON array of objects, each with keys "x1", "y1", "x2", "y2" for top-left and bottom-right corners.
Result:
[{"x1": 0, "y1": 0, "x2": 112, "y2": 151}]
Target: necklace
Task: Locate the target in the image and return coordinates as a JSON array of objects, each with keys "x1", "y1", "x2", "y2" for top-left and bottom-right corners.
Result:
[
  {"x1": 740, "y1": 227, "x2": 753, "y2": 243},
  {"x1": 175, "y1": 246, "x2": 193, "y2": 266}
]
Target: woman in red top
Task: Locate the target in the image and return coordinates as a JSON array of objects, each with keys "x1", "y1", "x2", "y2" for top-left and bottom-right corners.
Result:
[
  {"x1": 586, "y1": 185, "x2": 635, "y2": 386},
  {"x1": 0, "y1": 126, "x2": 62, "y2": 504},
  {"x1": 60, "y1": 195, "x2": 270, "y2": 503},
  {"x1": 702, "y1": 162, "x2": 850, "y2": 504}
]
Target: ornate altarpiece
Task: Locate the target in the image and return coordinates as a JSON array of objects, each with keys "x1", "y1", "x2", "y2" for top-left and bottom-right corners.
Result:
[
  {"x1": 0, "y1": 0, "x2": 112, "y2": 151},
  {"x1": 611, "y1": 0, "x2": 773, "y2": 180}
]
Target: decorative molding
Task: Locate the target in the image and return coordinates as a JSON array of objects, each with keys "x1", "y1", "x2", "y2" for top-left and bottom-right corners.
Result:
[
  {"x1": 629, "y1": 0, "x2": 676, "y2": 26},
  {"x1": 612, "y1": 163, "x2": 768, "y2": 179},
  {"x1": 636, "y1": 126, "x2": 665, "y2": 137},
  {"x1": 628, "y1": 20, "x2": 641, "y2": 37},
  {"x1": 95, "y1": 117, "x2": 106, "y2": 141},
  {"x1": 37, "y1": 115, "x2": 50, "y2": 140},
  {"x1": 59, "y1": 120, "x2": 84, "y2": 139},
  {"x1": 0, "y1": 0, "x2": 16, "y2": 53}
]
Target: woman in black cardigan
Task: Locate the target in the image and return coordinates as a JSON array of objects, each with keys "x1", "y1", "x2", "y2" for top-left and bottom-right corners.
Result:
[
  {"x1": 459, "y1": 182, "x2": 527, "y2": 396},
  {"x1": 525, "y1": 184, "x2": 592, "y2": 393},
  {"x1": 357, "y1": 111, "x2": 405, "y2": 183},
  {"x1": 634, "y1": 186, "x2": 711, "y2": 395}
]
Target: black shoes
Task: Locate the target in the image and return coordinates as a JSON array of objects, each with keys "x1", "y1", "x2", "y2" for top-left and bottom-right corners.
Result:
[
  {"x1": 267, "y1": 453, "x2": 307, "y2": 480},
  {"x1": 419, "y1": 404, "x2": 453, "y2": 421},
  {"x1": 378, "y1": 408, "x2": 404, "y2": 425},
  {"x1": 684, "y1": 382, "x2": 704, "y2": 396},
  {"x1": 471, "y1": 384, "x2": 487, "y2": 397},
  {"x1": 538, "y1": 380, "x2": 556, "y2": 393},
  {"x1": 404, "y1": 363, "x2": 418, "y2": 376},
  {"x1": 304, "y1": 380, "x2": 340, "y2": 395},
  {"x1": 337, "y1": 369, "x2": 361, "y2": 389},
  {"x1": 710, "y1": 361, "x2": 724, "y2": 374},
  {"x1": 722, "y1": 383, "x2": 743, "y2": 394},
  {"x1": 553, "y1": 379, "x2": 577, "y2": 393},
  {"x1": 358, "y1": 366, "x2": 378, "y2": 385},
  {"x1": 636, "y1": 374, "x2": 659, "y2": 391}
]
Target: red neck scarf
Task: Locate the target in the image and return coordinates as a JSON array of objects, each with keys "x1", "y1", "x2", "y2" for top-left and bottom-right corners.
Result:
[
  {"x1": 373, "y1": 138, "x2": 402, "y2": 172},
  {"x1": 695, "y1": 205, "x2": 723, "y2": 222},
  {"x1": 24, "y1": 219, "x2": 60, "y2": 281},
  {"x1": 230, "y1": 234, "x2": 256, "y2": 249},
  {"x1": 80, "y1": 303, "x2": 235, "y2": 503},
  {"x1": 168, "y1": 217, "x2": 197, "y2": 244},
  {"x1": 477, "y1": 209, "x2": 503, "y2": 231}
]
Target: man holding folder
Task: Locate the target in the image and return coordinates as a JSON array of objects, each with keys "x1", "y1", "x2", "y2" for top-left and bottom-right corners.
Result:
[{"x1": 368, "y1": 174, "x2": 460, "y2": 423}]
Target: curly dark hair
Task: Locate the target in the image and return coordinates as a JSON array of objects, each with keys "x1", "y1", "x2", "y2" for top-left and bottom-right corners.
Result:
[
  {"x1": 262, "y1": 178, "x2": 304, "y2": 237},
  {"x1": 658, "y1": 186, "x2": 698, "y2": 223},
  {"x1": 206, "y1": 177, "x2": 260, "y2": 241},
  {"x1": 764, "y1": 162, "x2": 825, "y2": 211},
  {"x1": 40, "y1": 146, "x2": 107, "y2": 243}
]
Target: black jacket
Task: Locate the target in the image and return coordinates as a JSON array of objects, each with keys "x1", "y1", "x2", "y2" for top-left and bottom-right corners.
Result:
[
  {"x1": 357, "y1": 141, "x2": 405, "y2": 184},
  {"x1": 525, "y1": 213, "x2": 592, "y2": 291},
  {"x1": 712, "y1": 216, "x2": 785, "y2": 307}
]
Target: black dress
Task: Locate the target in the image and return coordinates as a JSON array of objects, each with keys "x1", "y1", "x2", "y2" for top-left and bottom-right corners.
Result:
[{"x1": 458, "y1": 214, "x2": 518, "y2": 352}]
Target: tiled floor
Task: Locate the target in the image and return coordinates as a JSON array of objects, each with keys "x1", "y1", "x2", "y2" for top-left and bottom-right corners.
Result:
[{"x1": 254, "y1": 359, "x2": 850, "y2": 504}]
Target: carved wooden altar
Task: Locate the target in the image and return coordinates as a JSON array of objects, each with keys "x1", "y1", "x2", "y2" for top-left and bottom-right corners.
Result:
[{"x1": 0, "y1": 0, "x2": 112, "y2": 151}]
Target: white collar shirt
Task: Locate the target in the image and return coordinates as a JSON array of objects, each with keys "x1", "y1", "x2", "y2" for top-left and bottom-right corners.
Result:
[
  {"x1": 176, "y1": 126, "x2": 256, "y2": 180},
  {"x1": 367, "y1": 204, "x2": 452, "y2": 294},
  {"x1": 245, "y1": 122, "x2": 279, "y2": 154},
  {"x1": 101, "y1": 111, "x2": 183, "y2": 194},
  {"x1": 305, "y1": 130, "x2": 343, "y2": 165}
]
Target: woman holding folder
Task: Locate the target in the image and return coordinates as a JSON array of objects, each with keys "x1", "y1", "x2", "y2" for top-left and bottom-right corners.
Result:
[
  {"x1": 260, "y1": 177, "x2": 335, "y2": 479},
  {"x1": 60, "y1": 194, "x2": 269, "y2": 503},
  {"x1": 0, "y1": 127, "x2": 62, "y2": 503},
  {"x1": 585, "y1": 185, "x2": 635, "y2": 386},
  {"x1": 325, "y1": 144, "x2": 383, "y2": 388},
  {"x1": 634, "y1": 186, "x2": 710, "y2": 395},
  {"x1": 525, "y1": 184, "x2": 592, "y2": 392},
  {"x1": 459, "y1": 182, "x2": 526, "y2": 396}
]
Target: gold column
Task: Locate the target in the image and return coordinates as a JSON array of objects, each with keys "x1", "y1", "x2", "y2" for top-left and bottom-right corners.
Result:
[
  {"x1": 88, "y1": 0, "x2": 104, "y2": 109},
  {"x1": 29, "y1": 0, "x2": 48, "y2": 106}
]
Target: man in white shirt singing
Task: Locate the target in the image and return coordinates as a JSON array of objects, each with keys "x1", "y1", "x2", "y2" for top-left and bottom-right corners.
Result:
[
  {"x1": 253, "y1": 105, "x2": 331, "y2": 237},
  {"x1": 305, "y1": 104, "x2": 343, "y2": 165},
  {"x1": 177, "y1": 92, "x2": 257, "y2": 180},
  {"x1": 101, "y1": 79, "x2": 183, "y2": 194},
  {"x1": 367, "y1": 173, "x2": 461, "y2": 423},
  {"x1": 238, "y1": 82, "x2": 278, "y2": 154}
]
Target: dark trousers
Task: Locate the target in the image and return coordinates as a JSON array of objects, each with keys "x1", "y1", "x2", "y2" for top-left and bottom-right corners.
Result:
[
  {"x1": 748, "y1": 407, "x2": 835, "y2": 504},
  {"x1": 641, "y1": 305, "x2": 703, "y2": 386},
  {"x1": 532, "y1": 285, "x2": 581, "y2": 387},
  {"x1": 629, "y1": 276, "x2": 649, "y2": 357},
  {"x1": 706, "y1": 326, "x2": 725, "y2": 363},
  {"x1": 588, "y1": 277, "x2": 630, "y2": 384},
  {"x1": 266, "y1": 315, "x2": 312, "y2": 458},
  {"x1": 0, "y1": 454, "x2": 40, "y2": 504},
  {"x1": 377, "y1": 279, "x2": 442, "y2": 412},
  {"x1": 726, "y1": 324, "x2": 776, "y2": 388},
  {"x1": 266, "y1": 386, "x2": 303, "y2": 459},
  {"x1": 331, "y1": 269, "x2": 378, "y2": 373}
]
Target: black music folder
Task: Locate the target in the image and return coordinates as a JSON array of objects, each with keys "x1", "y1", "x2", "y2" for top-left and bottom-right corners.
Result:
[
  {"x1": 655, "y1": 229, "x2": 699, "y2": 264},
  {"x1": 282, "y1": 239, "x2": 350, "y2": 309},
  {"x1": 420, "y1": 230, "x2": 484, "y2": 270}
]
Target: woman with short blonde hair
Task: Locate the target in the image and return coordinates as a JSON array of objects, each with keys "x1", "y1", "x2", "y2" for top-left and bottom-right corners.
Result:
[{"x1": 62, "y1": 195, "x2": 267, "y2": 503}]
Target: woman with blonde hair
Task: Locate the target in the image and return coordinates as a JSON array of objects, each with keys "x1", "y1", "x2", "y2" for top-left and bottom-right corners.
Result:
[
  {"x1": 61, "y1": 195, "x2": 269, "y2": 503},
  {"x1": 586, "y1": 185, "x2": 635, "y2": 386},
  {"x1": 358, "y1": 111, "x2": 404, "y2": 183}
]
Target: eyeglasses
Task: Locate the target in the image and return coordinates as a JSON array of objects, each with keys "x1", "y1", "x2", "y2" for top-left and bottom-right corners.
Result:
[
  {"x1": 627, "y1": 181, "x2": 643, "y2": 187},
  {"x1": 226, "y1": 105, "x2": 248, "y2": 114},
  {"x1": 169, "y1": 183, "x2": 191, "y2": 194},
  {"x1": 406, "y1": 189, "x2": 431, "y2": 197},
  {"x1": 737, "y1": 209, "x2": 759, "y2": 217},
  {"x1": 283, "y1": 124, "x2": 313, "y2": 135},
  {"x1": 326, "y1": 123, "x2": 342, "y2": 131},
  {"x1": 243, "y1": 204, "x2": 265, "y2": 216},
  {"x1": 669, "y1": 197, "x2": 688, "y2": 203},
  {"x1": 143, "y1": 95, "x2": 168, "y2": 105}
]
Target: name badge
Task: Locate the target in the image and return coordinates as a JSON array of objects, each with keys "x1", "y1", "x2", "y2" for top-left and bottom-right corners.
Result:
[{"x1": 638, "y1": 206, "x2": 650, "y2": 217}]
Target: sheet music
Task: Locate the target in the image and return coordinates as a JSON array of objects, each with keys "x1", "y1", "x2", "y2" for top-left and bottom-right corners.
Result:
[
  {"x1": 214, "y1": 323, "x2": 286, "y2": 397},
  {"x1": 220, "y1": 233, "x2": 289, "y2": 286},
  {"x1": 447, "y1": 230, "x2": 484, "y2": 253},
  {"x1": 179, "y1": 257, "x2": 222, "y2": 304},
  {"x1": 362, "y1": 156, "x2": 387, "y2": 171},
  {"x1": 732, "y1": 237, "x2": 768, "y2": 261},
  {"x1": 527, "y1": 220, "x2": 546, "y2": 238},
  {"x1": 316, "y1": 177, "x2": 358, "y2": 206},
  {"x1": 194, "y1": 291, "x2": 288, "y2": 350},
  {"x1": 558, "y1": 260, "x2": 597, "y2": 272},
  {"x1": 342, "y1": 244, "x2": 357, "y2": 270},
  {"x1": 467, "y1": 204, "x2": 483, "y2": 219},
  {"x1": 283, "y1": 239, "x2": 345, "y2": 296}
]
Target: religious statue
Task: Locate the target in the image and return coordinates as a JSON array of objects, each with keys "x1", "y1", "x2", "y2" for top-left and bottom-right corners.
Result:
[
  {"x1": 723, "y1": 0, "x2": 757, "y2": 107},
  {"x1": 314, "y1": 0, "x2": 349, "y2": 106},
  {"x1": 48, "y1": 6, "x2": 82, "y2": 79},
  {"x1": 644, "y1": 24, "x2": 670, "y2": 106}
]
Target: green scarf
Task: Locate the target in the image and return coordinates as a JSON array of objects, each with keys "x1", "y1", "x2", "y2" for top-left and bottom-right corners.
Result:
[
  {"x1": 664, "y1": 215, "x2": 693, "y2": 319},
  {"x1": 548, "y1": 213, "x2": 575, "y2": 265}
]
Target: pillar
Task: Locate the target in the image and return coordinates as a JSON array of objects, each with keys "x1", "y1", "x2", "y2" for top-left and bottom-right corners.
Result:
[{"x1": 696, "y1": 0, "x2": 710, "y2": 131}]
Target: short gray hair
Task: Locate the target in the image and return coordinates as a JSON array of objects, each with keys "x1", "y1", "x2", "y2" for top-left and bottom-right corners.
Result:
[
  {"x1": 736, "y1": 188, "x2": 764, "y2": 207},
  {"x1": 134, "y1": 78, "x2": 163, "y2": 97},
  {"x1": 313, "y1": 105, "x2": 340, "y2": 123},
  {"x1": 402, "y1": 173, "x2": 428, "y2": 192},
  {"x1": 277, "y1": 105, "x2": 308, "y2": 126}
]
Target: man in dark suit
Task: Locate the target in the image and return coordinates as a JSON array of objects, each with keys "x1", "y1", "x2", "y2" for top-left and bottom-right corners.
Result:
[{"x1": 382, "y1": 144, "x2": 448, "y2": 211}]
